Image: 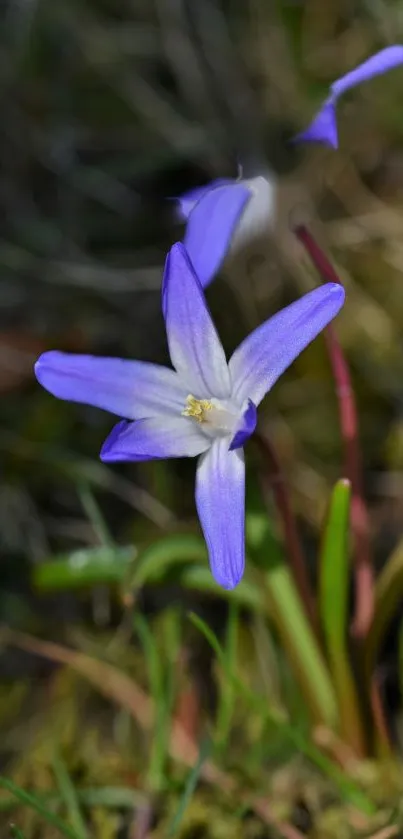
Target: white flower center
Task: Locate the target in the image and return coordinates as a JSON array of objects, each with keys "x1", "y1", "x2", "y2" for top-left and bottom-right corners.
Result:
[{"x1": 182, "y1": 394, "x2": 239, "y2": 437}]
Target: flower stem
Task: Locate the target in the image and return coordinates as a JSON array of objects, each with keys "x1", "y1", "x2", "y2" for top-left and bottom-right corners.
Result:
[
  {"x1": 294, "y1": 225, "x2": 374, "y2": 641},
  {"x1": 255, "y1": 432, "x2": 320, "y2": 638}
]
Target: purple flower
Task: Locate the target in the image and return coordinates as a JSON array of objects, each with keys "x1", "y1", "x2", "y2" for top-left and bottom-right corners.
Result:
[
  {"x1": 35, "y1": 243, "x2": 345, "y2": 589},
  {"x1": 177, "y1": 174, "x2": 276, "y2": 288},
  {"x1": 295, "y1": 45, "x2": 403, "y2": 148}
]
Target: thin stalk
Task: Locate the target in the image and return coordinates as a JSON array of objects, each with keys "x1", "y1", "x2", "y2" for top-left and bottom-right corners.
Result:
[
  {"x1": 255, "y1": 432, "x2": 320, "y2": 638},
  {"x1": 294, "y1": 225, "x2": 391, "y2": 754},
  {"x1": 294, "y1": 225, "x2": 374, "y2": 641}
]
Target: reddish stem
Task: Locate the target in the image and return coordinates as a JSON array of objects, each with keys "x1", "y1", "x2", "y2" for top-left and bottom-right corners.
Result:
[
  {"x1": 255, "y1": 432, "x2": 320, "y2": 637},
  {"x1": 294, "y1": 225, "x2": 374, "y2": 640}
]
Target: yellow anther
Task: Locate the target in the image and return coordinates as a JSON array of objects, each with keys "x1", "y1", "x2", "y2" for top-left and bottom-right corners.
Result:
[{"x1": 182, "y1": 394, "x2": 212, "y2": 423}]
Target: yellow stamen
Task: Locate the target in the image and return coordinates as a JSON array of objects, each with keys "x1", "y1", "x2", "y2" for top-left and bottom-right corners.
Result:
[{"x1": 182, "y1": 394, "x2": 213, "y2": 423}]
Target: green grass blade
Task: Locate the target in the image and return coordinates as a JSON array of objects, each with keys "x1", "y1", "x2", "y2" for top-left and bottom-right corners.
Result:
[
  {"x1": 78, "y1": 481, "x2": 112, "y2": 546},
  {"x1": 166, "y1": 739, "x2": 210, "y2": 838},
  {"x1": 9, "y1": 827, "x2": 26, "y2": 839},
  {"x1": 177, "y1": 565, "x2": 264, "y2": 611},
  {"x1": 247, "y1": 513, "x2": 338, "y2": 727},
  {"x1": 319, "y1": 479, "x2": 365, "y2": 754},
  {"x1": 0, "y1": 777, "x2": 81, "y2": 839},
  {"x1": 161, "y1": 608, "x2": 182, "y2": 749},
  {"x1": 215, "y1": 601, "x2": 238, "y2": 750},
  {"x1": 189, "y1": 614, "x2": 375, "y2": 815},
  {"x1": 134, "y1": 613, "x2": 171, "y2": 790},
  {"x1": 319, "y1": 480, "x2": 351, "y2": 647},
  {"x1": 124, "y1": 534, "x2": 207, "y2": 591},
  {"x1": 0, "y1": 787, "x2": 146, "y2": 813},
  {"x1": 52, "y1": 753, "x2": 89, "y2": 839},
  {"x1": 265, "y1": 562, "x2": 338, "y2": 725}
]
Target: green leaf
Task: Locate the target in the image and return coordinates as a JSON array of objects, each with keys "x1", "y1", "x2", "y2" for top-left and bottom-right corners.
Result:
[
  {"x1": 77, "y1": 481, "x2": 113, "y2": 546},
  {"x1": 188, "y1": 614, "x2": 375, "y2": 815},
  {"x1": 176, "y1": 565, "x2": 265, "y2": 611},
  {"x1": 319, "y1": 479, "x2": 365, "y2": 754},
  {"x1": 0, "y1": 777, "x2": 81, "y2": 839},
  {"x1": 0, "y1": 787, "x2": 146, "y2": 813},
  {"x1": 123, "y1": 533, "x2": 207, "y2": 591},
  {"x1": 247, "y1": 514, "x2": 339, "y2": 728},
  {"x1": 134, "y1": 613, "x2": 173, "y2": 790},
  {"x1": 166, "y1": 739, "x2": 210, "y2": 838},
  {"x1": 32, "y1": 535, "x2": 264, "y2": 607},
  {"x1": 215, "y1": 601, "x2": 239, "y2": 750},
  {"x1": 52, "y1": 753, "x2": 89, "y2": 839},
  {"x1": 33, "y1": 546, "x2": 134, "y2": 590},
  {"x1": 320, "y1": 480, "x2": 351, "y2": 649}
]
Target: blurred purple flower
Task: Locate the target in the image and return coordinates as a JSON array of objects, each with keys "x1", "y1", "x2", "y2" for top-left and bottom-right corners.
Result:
[
  {"x1": 295, "y1": 45, "x2": 403, "y2": 148},
  {"x1": 176, "y1": 174, "x2": 276, "y2": 287},
  {"x1": 35, "y1": 243, "x2": 344, "y2": 589}
]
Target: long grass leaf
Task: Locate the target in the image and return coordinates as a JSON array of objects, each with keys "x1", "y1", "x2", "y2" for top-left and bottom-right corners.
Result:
[
  {"x1": 189, "y1": 614, "x2": 374, "y2": 815},
  {"x1": 319, "y1": 479, "x2": 365, "y2": 754},
  {"x1": 0, "y1": 787, "x2": 146, "y2": 813},
  {"x1": 52, "y1": 753, "x2": 89, "y2": 839},
  {"x1": 166, "y1": 739, "x2": 210, "y2": 838},
  {"x1": 134, "y1": 613, "x2": 170, "y2": 790},
  {"x1": 247, "y1": 513, "x2": 339, "y2": 727},
  {"x1": 215, "y1": 601, "x2": 238, "y2": 749},
  {"x1": 0, "y1": 777, "x2": 81, "y2": 839}
]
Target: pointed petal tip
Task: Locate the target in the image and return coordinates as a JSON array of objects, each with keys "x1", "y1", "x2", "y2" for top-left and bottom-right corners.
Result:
[
  {"x1": 163, "y1": 241, "x2": 196, "y2": 281},
  {"x1": 162, "y1": 242, "x2": 198, "y2": 318},
  {"x1": 163, "y1": 241, "x2": 231, "y2": 398},
  {"x1": 212, "y1": 565, "x2": 244, "y2": 590},
  {"x1": 229, "y1": 281, "x2": 346, "y2": 407},
  {"x1": 326, "y1": 281, "x2": 346, "y2": 308},
  {"x1": 174, "y1": 179, "x2": 236, "y2": 222},
  {"x1": 184, "y1": 182, "x2": 251, "y2": 288},
  {"x1": 170, "y1": 240, "x2": 192, "y2": 262},
  {"x1": 196, "y1": 441, "x2": 245, "y2": 591},
  {"x1": 34, "y1": 353, "x2": 46, "y2": 381},
  {"x1": 294, "y1": 100, "x2": 339, "y2": 149},
  {"x1": 100, "y1": 420, "x2": 128, "y2": 462},
  {"x1": 34, "y1": 350, "x2": 65, "y2": 388},
  {"x1": 34, "y1": 349, "x2": 56, "y2": 371}
]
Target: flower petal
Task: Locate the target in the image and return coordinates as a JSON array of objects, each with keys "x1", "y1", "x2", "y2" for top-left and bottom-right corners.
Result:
[
  {"x1": 295, "y1": 46, "x2": 403, "y2": 148},
  {"x1": 231, "y1": 175, "x2": 277, "y2": 249},
  {"x1": 184, "y1": 183, "x2": 251, "y2": 287},
  {"x1": 293, "y1": 99, "x2": 338, "y2": 148},
  {"x1": 331, "y1": 45, "x2": 403, "y2": 98},
  {"x1": 101, "y1": 416, "x2": 210, "y2": 462},
  {"x1": 229, "y1": 283, "x2": 345, "y2": 406},
  {"x1": 162, "y1": 242, "x2": 231, "y2": 399},
  {"x1": 195, "y1": 438, "x2": 245, "y2": 589},
  {"x1": 35, "y1": 351, "x2": 188, "y2": 419},
  {"x1": 175, "y1": 178, "x2": 235, "y2": 221},
  {"x1": 229, "y1": 399, "x2": 257, "y2": 451}
]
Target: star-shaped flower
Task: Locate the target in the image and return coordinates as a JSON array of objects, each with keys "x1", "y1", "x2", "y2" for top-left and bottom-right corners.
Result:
[{"x1": 35, "y1": 243, "x2": 344, "y2": 589}]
